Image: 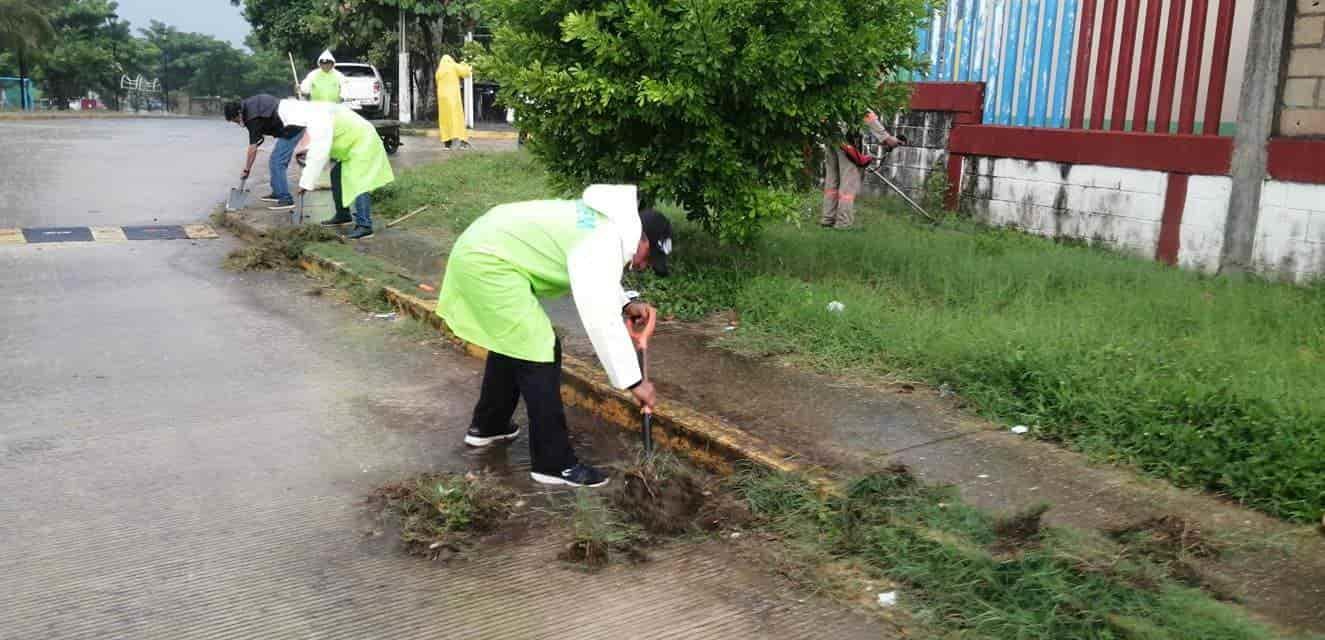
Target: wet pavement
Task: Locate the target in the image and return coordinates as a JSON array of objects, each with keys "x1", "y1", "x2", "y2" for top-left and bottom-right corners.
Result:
[{"x1": 0, "y1": 118, "x2": 895, "y2": 639}]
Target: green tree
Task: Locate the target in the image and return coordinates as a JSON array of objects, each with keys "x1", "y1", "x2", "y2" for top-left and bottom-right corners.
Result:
[
  {"x1": 0, "y1": 0, "x2": 59, "y2": 109},
  {"x1": 234, "y1": 0, "x2": 484, "y2": 119},
  {"x1": 230, "y1": 0, "x2": 334, "y2": 63},
  {"x1": 36, "y1": 0, "x2": 137, "y2": 107},
  {"x1": 481, "y1": 0, "x2": 928, "y2": 243}
]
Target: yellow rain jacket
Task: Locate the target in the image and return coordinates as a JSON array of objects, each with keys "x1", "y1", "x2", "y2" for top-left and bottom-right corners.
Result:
[{"x1": 435, "y1": 55, "x2": 472, "y2": 142}]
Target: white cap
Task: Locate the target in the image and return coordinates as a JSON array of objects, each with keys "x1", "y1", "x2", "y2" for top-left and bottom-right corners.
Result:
[{"x1": 318, "y1": 49, "x2": 335, "y2": 64}]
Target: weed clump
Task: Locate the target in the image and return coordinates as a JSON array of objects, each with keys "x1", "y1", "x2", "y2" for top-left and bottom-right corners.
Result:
[
  {"x1": 559, "y1": 490, "x2": 646, "y2": 571},
  {"x1": 223, "y1": 226, "x2": 342, "y2": 271},
  {"x1": 373, "y1": 471, "x2": 522, "y2": 559}
]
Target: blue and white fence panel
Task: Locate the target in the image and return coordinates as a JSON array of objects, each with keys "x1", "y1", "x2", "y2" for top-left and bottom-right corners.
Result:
[{"x1": 915, "y1": 0, "x2": 1081, "y2": 127}]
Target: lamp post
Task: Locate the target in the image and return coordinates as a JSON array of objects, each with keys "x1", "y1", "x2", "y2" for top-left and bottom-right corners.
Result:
[{"x1": 105, "y1": 13, "x2": 119, "y2": 110}]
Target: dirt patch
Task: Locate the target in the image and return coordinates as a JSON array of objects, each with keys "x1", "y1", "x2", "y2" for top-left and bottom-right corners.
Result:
[
  {"x1": 991, "y1": 503, "x2": 1051, "y2": 553},
  {"x1": 223, "y1": 226, "x2": 342, "y2": 271},
  {"x1": 611, "y1": 469, "x2": 706, "y2": 535},
  {"x1": 1108, "y1": 515, "x2": 1224, "y2": 560}
]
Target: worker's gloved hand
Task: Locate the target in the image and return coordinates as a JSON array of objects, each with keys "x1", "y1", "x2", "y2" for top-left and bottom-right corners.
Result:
[
  {"x1": 295, "y1": 151, "x2": 308, "y2": 167},
  {"x1": 631, "y1": 379, "x2": 657, "y2": 413},
  {"x1": 240, "y1": 168, "x2": 250, "y2": 179}
]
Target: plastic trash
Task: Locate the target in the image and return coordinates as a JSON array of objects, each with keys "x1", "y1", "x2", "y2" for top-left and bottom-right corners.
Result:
[
  {"x1": 877, "y1": 591, "x2": 898, "y2": 607},
  {"x1": 373, "y1": 312, "x2": 398, "y2": 320},
  {"x1": 826, "y1": 301, "x2": 846, "y2": 313},
  {"x1": 1011, "y1": 425, "x2": 1030, "y2": 435}
]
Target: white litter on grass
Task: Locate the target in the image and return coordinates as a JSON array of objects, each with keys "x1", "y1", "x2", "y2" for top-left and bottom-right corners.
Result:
[
  {"x1": 1011, "y1": 425, "x2": 1030, "y2": 435},
  {"x1": 977, "y1": 474, "x2": 990, "y2": 479},
  {"x1": 373, "y1": 312, "x2": 398, "y2": 320},
  {"x1": 877, "y1": 591, "x2": 898, "y2": 607},
  {"x1": 826, "y1": 301, "x2": 846, "y2": 313}
]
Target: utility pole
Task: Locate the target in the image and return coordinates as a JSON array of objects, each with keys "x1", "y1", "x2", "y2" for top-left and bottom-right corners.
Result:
[
  {"x1": 463, "y1": 31, "x2": 474, "y2": 129},
  {"x1": 397, "y1": 9, "x2": 412, "y2": 123}
]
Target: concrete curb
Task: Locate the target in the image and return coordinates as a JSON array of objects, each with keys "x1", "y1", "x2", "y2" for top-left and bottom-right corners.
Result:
[{"x1": 221, "y1": 211, "x2": 812, "y2": 479}]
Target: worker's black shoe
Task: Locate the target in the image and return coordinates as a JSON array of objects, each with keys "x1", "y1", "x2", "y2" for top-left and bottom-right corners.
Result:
[
  {"x1": 320, "y1": 214, "x2": 353, "y2": 226},
  {"x1": 458, "y1": 140, "x2": 472, "y2": 150},
  {"x1": 260, "y1": 194, "x2": 280, "y2": 203},
  {"x1": 347, "y1": 225, "x2": 374, "y2": 240},
  {"x1": 464, "y1": 423, "x2": 520, "y2": 447},
  {"x1": 531, "y1": 464, "x2": 609, "y2": 488},
  {"x1": 268, "y1": 201, "x2": 295, "y2": 211}
]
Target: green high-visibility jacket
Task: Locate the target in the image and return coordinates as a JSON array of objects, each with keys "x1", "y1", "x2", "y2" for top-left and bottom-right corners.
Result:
[{"x1": 436, "y1": 186, "x2": 644, "y2": 389}]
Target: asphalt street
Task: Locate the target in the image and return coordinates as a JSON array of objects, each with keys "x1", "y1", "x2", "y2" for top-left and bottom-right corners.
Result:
[{"x1": 0, "y1": 117, "x2": 890, "y2": 639}]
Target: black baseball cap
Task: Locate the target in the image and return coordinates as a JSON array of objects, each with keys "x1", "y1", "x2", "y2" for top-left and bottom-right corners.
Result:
[{"x1": 640, "y1": 208, "x2": 673, "y2": 277}]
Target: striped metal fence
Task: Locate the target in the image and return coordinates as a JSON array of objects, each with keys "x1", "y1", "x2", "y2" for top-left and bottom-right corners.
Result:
[{"x1": 914, "y1": 0, "x2": 1243, "y2": 134}]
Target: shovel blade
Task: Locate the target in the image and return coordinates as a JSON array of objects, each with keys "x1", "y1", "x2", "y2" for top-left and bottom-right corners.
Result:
[{"x1": 225, "y1": 188, "x2": 248, "y2": 212}]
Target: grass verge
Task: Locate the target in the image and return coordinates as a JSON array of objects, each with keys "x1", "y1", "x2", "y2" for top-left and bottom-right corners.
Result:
[
  {"x1": 376, "y1": 153, "x2": 1325, "y2": 523},
  {"x1": 733, "y1": 468, "x2": 1309, "y2": 640}
]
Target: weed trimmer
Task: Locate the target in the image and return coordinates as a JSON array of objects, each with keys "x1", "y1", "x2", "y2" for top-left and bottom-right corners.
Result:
[
  {"x1": 627, "y1": 309, "x2": 658, "y2": 455},
  {"x1": 866, "y1": 137, "x2": 938, "y2": 224}
]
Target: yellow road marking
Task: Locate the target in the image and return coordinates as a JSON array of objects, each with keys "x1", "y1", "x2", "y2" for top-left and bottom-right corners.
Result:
[
  {"x1": 90, "y1": 226, "x2": 128, "y2": 242},
  {"x1": 183, "y1": 224, "x2": 220, "y2": 240}
]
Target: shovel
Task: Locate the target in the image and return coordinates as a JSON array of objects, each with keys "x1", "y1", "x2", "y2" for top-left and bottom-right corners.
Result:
[
  {"x1": 225, "y1": 177, "x2": 249, "y2": 212},
  {"x1": 291, "y1": 191, "x2": 305, "y2": 226},
  {"x1": 628, "y1": 308, "x2": 659, "y2": 454}
]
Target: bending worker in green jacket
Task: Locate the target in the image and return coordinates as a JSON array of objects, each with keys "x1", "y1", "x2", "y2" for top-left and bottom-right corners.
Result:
[
  {"x1": 279, "y1": 99, "x2": 394, "y2": 239},
  {"x1": 437, "y1": 185, "x2": 674, "y2": 488}
]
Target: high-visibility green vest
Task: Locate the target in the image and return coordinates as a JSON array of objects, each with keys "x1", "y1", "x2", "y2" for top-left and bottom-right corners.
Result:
[{"x1": 309, "y1": 70, "x2": 342, "y2": 103}]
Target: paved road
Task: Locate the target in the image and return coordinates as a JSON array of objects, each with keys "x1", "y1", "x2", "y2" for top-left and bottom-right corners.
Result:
[{"x1": 0, "y1": 118, "x2": 890, "y2": 639}]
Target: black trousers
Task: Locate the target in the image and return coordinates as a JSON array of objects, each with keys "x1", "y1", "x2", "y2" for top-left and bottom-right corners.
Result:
[
  {"x1": 471, "y1": 339, "x2": 577, "y2": 474},
  {"x1": 330, "y1": 162, "x2": 348, "y2": 216}
]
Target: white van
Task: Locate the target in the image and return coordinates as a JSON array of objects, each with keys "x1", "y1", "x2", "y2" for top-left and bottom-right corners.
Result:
[{"x1": 335, "y1": 62, "x2": 390, "y2": 119}]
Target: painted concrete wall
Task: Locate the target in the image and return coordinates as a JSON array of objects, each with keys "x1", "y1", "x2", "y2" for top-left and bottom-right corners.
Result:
[
  {"x1": 863, "y1": 111, "x2": 953, "y2": 201},
  {"x1": 1177, "y1": 175, "x2": 1231, "y2": 272},
  {"x1": 958, "y1": 156, "x2": 1166, "y2": 259},
  {"x1": 1252, "y1": 180, "x2": 1325, "y2": 280}
]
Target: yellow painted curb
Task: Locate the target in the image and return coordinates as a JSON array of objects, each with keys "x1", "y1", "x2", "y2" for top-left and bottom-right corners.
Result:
[
  {"x1": 0, "y1": 228, "x2": 25, "y2": 245},
  {"x1": 184, "y1": 224, "x2": 220, "y2": 240},
  {"x1": 90, "y1": 226, "x2": 127, "y2": 242},
  {"x1": 407, "y1": 128, "x2": 518, "y2": 141}
]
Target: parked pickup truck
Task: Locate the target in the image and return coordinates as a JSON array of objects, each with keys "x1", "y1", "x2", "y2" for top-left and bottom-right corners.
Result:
[{"x1": 335, "y1": 62, "x2": 390, "y2": 119}]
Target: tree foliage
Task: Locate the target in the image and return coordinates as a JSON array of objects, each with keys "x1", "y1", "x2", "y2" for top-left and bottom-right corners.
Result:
[
  {"x1": 234, "y1": 0, "x2": 485, "y2": 119},
  {"x1": 480, "y1": 0, "x2": 929, "y2": 243},
  {"x1": 0, "y1": 0, "x2": 299, "y2": 108}
]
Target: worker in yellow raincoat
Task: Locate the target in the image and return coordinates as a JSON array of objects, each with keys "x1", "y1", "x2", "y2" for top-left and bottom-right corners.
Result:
[
  {"x1": 280, "y1": 100, "x2": 394, "y2": 240},
  {"x1": 435, "y1": 54, "x2": 472, "y2": 149}
]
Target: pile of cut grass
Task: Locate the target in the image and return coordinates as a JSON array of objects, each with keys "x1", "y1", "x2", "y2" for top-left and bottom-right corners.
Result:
[{"x1": 734, "y1": 468, "x2": 1300, "y2": 639}]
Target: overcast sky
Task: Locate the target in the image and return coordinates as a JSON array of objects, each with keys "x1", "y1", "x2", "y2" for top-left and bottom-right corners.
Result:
[{"x1": 113, "y1": 0, "x2": 253, "y2": 48}]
